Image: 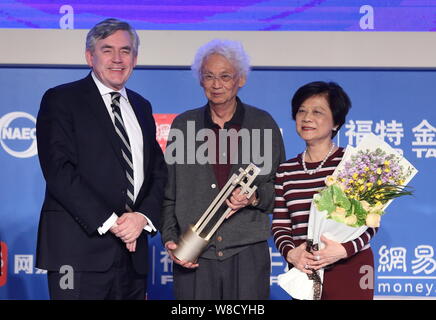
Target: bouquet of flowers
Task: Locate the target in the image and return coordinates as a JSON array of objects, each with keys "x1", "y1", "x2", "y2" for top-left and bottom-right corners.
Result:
[
  {"x1": 278, "y1": 133, "x2": 418, "y2": 300},
  {"x1": 316, "y1": 146, "x2": 415, "y2": 228}
]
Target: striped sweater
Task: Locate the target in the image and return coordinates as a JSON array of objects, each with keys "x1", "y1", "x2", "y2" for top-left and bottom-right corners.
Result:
[{"x1": 272, "y1": 147, "x2": 377, "y2": 261}]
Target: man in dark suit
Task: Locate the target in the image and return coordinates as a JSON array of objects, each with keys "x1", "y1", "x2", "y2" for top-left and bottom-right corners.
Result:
[{"x1": 36, "y1": 18, "x2": 167, "y2": 300}]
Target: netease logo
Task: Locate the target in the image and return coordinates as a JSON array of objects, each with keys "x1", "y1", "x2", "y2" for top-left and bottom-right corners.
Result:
[{"x1": 0, "y1": 112, "x2": 37, "y2": 158}]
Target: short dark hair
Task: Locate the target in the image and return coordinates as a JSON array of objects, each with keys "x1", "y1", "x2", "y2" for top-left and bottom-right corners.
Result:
[
  {"x1": 291, "y1": 81, "x2": 351, "y2": 138},
  {"x1": 86, "y1": 18, "x2": 139, "y2": 56}
]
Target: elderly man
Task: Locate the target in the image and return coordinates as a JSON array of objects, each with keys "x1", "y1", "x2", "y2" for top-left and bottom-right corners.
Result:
[
  {"x1": 36, "y1": 18, "x2": 167, "y2": 299},
  {"x1": 161, "y1": 39, "x2": 285, "y2": 300}
]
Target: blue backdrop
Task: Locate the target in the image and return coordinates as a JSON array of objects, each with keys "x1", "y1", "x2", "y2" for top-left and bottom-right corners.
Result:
[{"x1": 0, "y1": 66, "x2": 434, "y2": 299}]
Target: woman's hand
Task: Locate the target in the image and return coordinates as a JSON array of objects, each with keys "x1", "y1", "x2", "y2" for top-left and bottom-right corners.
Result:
[
  {"x1": 286, "y1": 242, "x2": 316, "y2": 274},
  {"x1": 310, "y1": 235, "x2": 347, "y2": 270}
]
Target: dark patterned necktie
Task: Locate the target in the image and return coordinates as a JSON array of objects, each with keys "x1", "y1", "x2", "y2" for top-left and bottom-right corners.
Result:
[
  {"x1": 110, "y1": 92, "x2": 134, "y2": 212},
  {"x1": 306, "y1": 239, "x2": 322, "y2": 300}
]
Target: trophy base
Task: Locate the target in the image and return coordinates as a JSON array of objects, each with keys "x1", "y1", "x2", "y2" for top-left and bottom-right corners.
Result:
[{"x1": 173, "y1": 225, "x2": 209, "y2": 263}]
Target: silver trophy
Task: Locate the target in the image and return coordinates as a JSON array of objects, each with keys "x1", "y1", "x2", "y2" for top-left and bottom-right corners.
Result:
[{"x1": 173, "y1": 163, "x2": 261, "y2": 263}]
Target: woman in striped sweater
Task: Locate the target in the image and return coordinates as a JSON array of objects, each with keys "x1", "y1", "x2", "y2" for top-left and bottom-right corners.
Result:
[{"x1": 272, "y1": 81, "x2": 377, "y2": 300}]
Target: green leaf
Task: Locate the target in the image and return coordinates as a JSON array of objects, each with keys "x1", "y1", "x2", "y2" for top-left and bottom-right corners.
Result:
[
  {"x1": 331, "y1": 185, "x2": 351, "y2": 211},
  {"x1": 350, "y1": 199, "x2": 367, "y2": 226},
  {"x1": 315, "y1": 187, "x2": 336, "y2": 213}
]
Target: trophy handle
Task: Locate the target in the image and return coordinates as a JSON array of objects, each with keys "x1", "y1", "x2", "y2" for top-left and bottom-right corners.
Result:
[
  {"x1": 193, "y1": 172, "x2": 237, "y2": 234},
  {"x1": 204, "y1": 185, "x2": 258, "y2": 241}
]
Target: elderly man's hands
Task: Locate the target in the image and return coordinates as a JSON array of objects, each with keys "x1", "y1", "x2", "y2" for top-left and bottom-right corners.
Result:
[
  {"x1": 225, "y1": 187, "x2": 258, "y2": 219},
  {"x1": 165, "y1": 241, "x2": 200, "y2": 269}
]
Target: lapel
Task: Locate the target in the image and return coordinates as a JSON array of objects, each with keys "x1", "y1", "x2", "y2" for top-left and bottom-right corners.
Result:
[{"x1": 80, "y1": 74, "x2": 125, "y2": 169}]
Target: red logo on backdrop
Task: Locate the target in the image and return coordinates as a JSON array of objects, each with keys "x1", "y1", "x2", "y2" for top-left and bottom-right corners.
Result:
[
  {"x1": 0, "y1": 241, "x2": 7, "y2": 287},
  {"x1": 153, "y1": 114, "x2": 178, "y2": 152}
]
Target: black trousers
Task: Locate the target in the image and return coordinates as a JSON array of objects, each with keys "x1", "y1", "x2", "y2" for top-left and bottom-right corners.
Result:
[
  {"x1": 173, "y1": 241, "x2": 271, "y2": 300},
  {"x1": 47, "y1": 243, "x2": 147, "y2": 300}
]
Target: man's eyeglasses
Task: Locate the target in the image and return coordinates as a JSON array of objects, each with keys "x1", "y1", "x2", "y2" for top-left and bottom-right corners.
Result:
[{"x1": 201, "y1": 73, "x2": 235, "y2": 83}]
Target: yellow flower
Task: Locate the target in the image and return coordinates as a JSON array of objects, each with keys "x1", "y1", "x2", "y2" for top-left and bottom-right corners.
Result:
[
  {"x1": 360, "y1": 200, "x2": 371, "y2": 211},
  {"x1": 384, "y1": 160, "x2": 390, "y2": 166},
  {"x1": 366, "y1": 213, "x2": 381, "y2": 228},
  {"x1": 345, "y1": 214, "x2": 358, "y2": 226},
  {"x1": 335, "y1": 207, "x2": 346, "y2": 214},
  {"x1": 337, "y1": 183, "x2": 347, "y2": 192},
  {"x1": 376, "y1": 168, "x2": 382, "y2": 175},
  {"x1": 377, "y1": 180, "x2": 382, "y2": 185},
  {"x1": 331, "y1": 207, "x2": 346, "y2": 223},
  {"x1": 359, "y1": 185, "x2": 365, "y2": 192},
  {"x1": 367, "y1": 202, "x2": 384, "y2": 214},
  {"x1": 325, "y1": 175, "x2": 336, "y2": 187},
  {"x1": 353, "y1": 173, "x2": 359, "y2": 180},
  {"x1": 384, "y1": 168, "x2": 390, "y2": 173},
  {"x1": 364, "y1": 167, "x2": 369, "y2": 172}
]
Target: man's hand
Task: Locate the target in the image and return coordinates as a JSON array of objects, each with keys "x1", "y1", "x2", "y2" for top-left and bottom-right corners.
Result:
[
  {"x1": 111, "y1": 212, "x2": 147, "y2": 243},
  {"x1": 225, "y1": 187, "x2": 257, "y2": 219},
  {"x1": 165, "y1": 241, "x2": 199, "y2": 269},
  {"x1": 126, "y1": 241, "x2": 136, "y2": 252}
]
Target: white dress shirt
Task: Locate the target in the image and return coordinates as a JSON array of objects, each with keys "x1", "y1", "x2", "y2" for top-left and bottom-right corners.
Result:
[{"x1": 90, "y1": 72, "x2": 156, "y2": 235}]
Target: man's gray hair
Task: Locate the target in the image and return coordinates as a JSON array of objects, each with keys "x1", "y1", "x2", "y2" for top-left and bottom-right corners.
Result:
[
  {"x1": 86, "y1": 18, "x2": 140, "y2": 56},
  {"x1": 191, "y1": 39, "x2": 251, "y2": 81}
]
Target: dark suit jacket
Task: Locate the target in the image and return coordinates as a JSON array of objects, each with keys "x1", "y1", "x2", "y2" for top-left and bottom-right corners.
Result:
[{"x1": 36, "y1": 73, "x2": 167, "y2": 275}]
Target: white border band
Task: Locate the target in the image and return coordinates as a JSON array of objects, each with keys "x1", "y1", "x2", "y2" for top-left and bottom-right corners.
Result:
[{"x1": 1, "y1": 29, "x2": 436, "y2": 68}]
